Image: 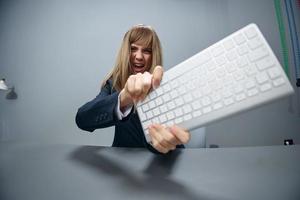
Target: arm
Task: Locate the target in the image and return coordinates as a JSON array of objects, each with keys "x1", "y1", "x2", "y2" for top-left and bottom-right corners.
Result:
[{"x1": 75, "y1": 80, "x2": 131, "y2": 132}]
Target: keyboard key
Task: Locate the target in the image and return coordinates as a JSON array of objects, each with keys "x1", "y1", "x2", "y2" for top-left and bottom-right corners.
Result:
[
  {"x1": 167, "y1": 101, "x2": 176, "y2": 110},
  {"x1": 245, "y1": 26, "x2": 257, "y2": 39},
  {"x1": 148, "y1": 100, "x2": 156, "y2": 109},
  {"x1": 209, "y1": 81, "x2": 223, "y2": 90},
  {"x1": 211, "y1": 45, "x2": 225, "y2": 57},
  {"x1": 183, "y1": 94, "x2": 193, "y2": 103},
  {"x1": 203, "y1": 106, "x2": 212, "y2": 114},
  {"x1": 211, "y1": 92, "x2": 222, "y2": 102},
  {"x1": 192, "y1": 110, "x2": 202, "y2": 117},
  {"x1": 174, "y1": 107, "x2": 183, "y2": 117},
  {"x1": 248, "y1": 46, "x2": 269, "y2": 62},
  {"x1": 142, "y1": 103, "x2": 150, "y2": 112},
  {"x1": 226, "y1": 50, "x2": 238, "y2": 61},
  {"x1": 256, "y1": 71, "x2": 269, "y2": 84},
  {"x1": 155, "y1": 97, "x2": 163, "y2": 106},
  {"x1": 183, "y1": 114, "x2": 192, "y2": 121},
  {"x1": 225, "y1": 62, "x2": 237, "y2": 73},
  {"x1": 170, "y1": 90, "x2": 179, "y2": 99},
  {"x1": 192, "y1": 101, "x2": 202, "y2": 109},
  {"x1": 233, "y1": 70, "x2": 245, "y2": 81},
  {"x1": 163, "y1": 84, "x2": 171, "y2": 92},
  {"x1": 138, "y1": 109, "x2": 147, "y2": 121},
  {"x1": 223, "y1": 39, "x2": 235, "y2": 51},
  {"x1": 201, "y1": 96, "x2": 211, "y2": 106},
  {"x1": 223, "y1": 88, "x2": 233, "y2": 98},
  {"x1": 178, "y1": 85, "x2": 187, "y2": 95},
  {"x1": 149, "y1": 91, "x2": 157, "y2": 99},
  {"x1": 166, "y1": 120, "x2": 174, "y2": 127},
  {"x1": 216, "y1": 67, "x2": 226, "y2": 78},
  {"x1": 224, "y1": 97, "x2": 234, "y2": 105},
  {"x1": 162, "y1": 93, "x2": 171, "y2": 102},
  {"x1": 260, "y1": 83, "x2": 272, "y2": 92},
  {"x1": 144, "y1": 120, "x2": 152, "y2": 129},
  {"x1": 146, "y1": 110, "x2": 153, "y2": 119},
  {"x1": 152, "y1": 117, "x2": 159, "y2": 124},
  {"x1": 206, "y1": 72, "x2": 217, "y2": 82},
  {"x1": 202, "y1": 86, "x2": 212, "y2": 95},
  {"x1": 175, "y1": 97, "x2": 184, "y2": 106},
  {"x1": 205, "y1": 60, "x2": 217, "y2": 71},
  {"x1": 155, "y1": 87, "x2": 163, "y2": 96},
  {"x1": 213, "y1": 102, "x2": 223, "y2": 110},
  {"x1": 183, "y1": 105, "x2": 192, "y2": 114},
  {"x1": 215, "y1": 55, "x2": 227, "y2": 66},
  {"x1": 166, "y1": 111, "x2": 175, "y2": 120},
  {"x1": 233, "y1": 84, "x2": 244, "y2": 94},
  {"x1": 159, "y1": 105, "x2": 168, "y2": 113},
  {"x1": 159, "y1": 115, "x2": 167, "y2": 123},
  {"x1": 248, "y1": 37, "x2": 263, "y2": 50},
  {"x1": 247, "y1": 88, "x2": 259, "y2": 97},
  {"x1": 244, "y1": 64, "x2": 257, "y2": 77},
  {"x1": 192, "y1": 90, "x2": 202, "y2": 99},
  {"x1": 235, "y1": 93, "x2": 246, "y2": 101},
  {"x1": 268, "y1": 67, "x2": 281, "y2": 79},
  {"x1": 237, "y1": 44, "x2": 249, "y2": 56},
  {"x1": 152, "y1": 107, "x2": 160, "y2": 117},
  {"x1": 256, "y1": 56, "x2": 274, "y2": 71},
  {"x1": 236, "y1": 56, "x2": 248, "y2": 68},
  {"x1": 174, "y1": 117, "x2": 183, "y2": 124},
  {"x1": 273, "y1": 78, "x2": 285, "y2": 87},
  {"x1": 245, "y1": 78, "x2": 256, "y2": 89},
  {"x1": 223, "y1": 75, "x2": 234, "y2": 87},
  {"x1": 233, "y1": 33, "x2": 246, "y2": 45}
]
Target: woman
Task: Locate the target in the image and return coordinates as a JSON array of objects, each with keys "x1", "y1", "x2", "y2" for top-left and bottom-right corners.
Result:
[{"x1": 76, "y1": 24, "x2": 190, "y2": 154}]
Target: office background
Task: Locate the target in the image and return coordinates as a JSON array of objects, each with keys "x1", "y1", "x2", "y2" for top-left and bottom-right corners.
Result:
[{"x1": 0, "y1": 0, "x2": 299, "y2": 147}]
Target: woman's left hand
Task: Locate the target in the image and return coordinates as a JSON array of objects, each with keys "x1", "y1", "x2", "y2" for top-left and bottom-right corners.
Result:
[{"x1": 148, "y1": 124, "x2": 191, "y2": 154}]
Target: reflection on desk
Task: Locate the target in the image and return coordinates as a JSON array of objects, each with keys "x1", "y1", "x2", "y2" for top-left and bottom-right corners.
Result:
[{"x1": 0, "y1": 143, "x2": 299, "y2": 200}]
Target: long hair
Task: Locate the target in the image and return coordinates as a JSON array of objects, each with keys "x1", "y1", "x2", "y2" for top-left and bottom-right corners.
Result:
[{"x1": 101, "y1": 25, "x2": 163, "y2": 92}]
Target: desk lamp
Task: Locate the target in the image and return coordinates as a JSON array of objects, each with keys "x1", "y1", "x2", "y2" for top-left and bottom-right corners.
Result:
[{"x1": 0, "y1": 78, "x2": 18, "y2": 99}]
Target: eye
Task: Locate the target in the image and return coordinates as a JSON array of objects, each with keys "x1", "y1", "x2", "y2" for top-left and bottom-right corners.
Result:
[
  {"x1": 143, "y1": 48, "x2": 152, "y2": 54},
  {"x1": 130, "y1": 46, "x2": 138, "y2": 52}
]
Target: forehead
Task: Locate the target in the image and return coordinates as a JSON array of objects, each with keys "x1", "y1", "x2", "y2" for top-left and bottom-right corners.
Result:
[{"x1": 130, "y1": 43, "x2": 150, "y2": 48}]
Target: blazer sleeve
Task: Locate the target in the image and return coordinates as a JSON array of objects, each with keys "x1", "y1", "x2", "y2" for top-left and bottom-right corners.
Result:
[{"x1": 75, "y1": 81, "x2": 129, "y2": 132}]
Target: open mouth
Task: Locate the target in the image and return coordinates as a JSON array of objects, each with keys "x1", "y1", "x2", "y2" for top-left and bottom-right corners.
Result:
[{"x1": 132, "y1": 63, "x2": 147, "y2": 73}]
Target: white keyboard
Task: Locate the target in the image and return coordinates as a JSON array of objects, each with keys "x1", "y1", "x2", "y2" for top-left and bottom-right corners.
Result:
[{"x1": 136, "y1": 23, "x2": 294, "y2": 143}]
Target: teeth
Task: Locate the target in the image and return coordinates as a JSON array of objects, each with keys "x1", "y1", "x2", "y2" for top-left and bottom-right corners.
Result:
[{"x1": 135, "y1": 64, "x2": 144, "y2": 68}]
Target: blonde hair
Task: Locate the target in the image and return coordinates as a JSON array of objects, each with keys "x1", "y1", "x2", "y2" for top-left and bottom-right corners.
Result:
[{"x1": 102, "y1": 24, "x2": 163, "y2": 92}]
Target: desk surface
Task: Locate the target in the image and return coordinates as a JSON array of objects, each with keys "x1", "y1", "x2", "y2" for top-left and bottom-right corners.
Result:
[{"x1": 0, "y1": 143, "x2": 299, "y2": 200}]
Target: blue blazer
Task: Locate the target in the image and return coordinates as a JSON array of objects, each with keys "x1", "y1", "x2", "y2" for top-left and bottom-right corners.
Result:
[{"x1": 75, "y1": 79, "x2": 161, "y2": 153}]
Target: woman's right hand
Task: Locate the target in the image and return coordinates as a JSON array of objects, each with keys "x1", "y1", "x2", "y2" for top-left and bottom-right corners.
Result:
[{"x1": 120, "y1": 66, "x2": 163, "y2": 110}]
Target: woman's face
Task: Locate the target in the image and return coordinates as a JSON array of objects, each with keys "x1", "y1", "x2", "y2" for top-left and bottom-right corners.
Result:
[{"x1": 130, "y1": 43, "x2": 152, "y2": 74}]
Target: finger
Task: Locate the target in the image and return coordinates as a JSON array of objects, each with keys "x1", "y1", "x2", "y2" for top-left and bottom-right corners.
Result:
[
  {"x1": 126, "y1": 75, "x2": 136, "y2": 99},
  {"x1": 149, "y1": 125, "x2": 174, "y2": 152},
  {"x1": 142, "y1": 72, "x2": 152, "y2": 93},
  {"x1": 153, "y1": 124, "x2": 181, "y2": 147},
  {"x1": 134, "y1": 73, "x2": 143, "y2": 98},
  {"x1": 169, "y1": 125, "x2": 191, "y2": 144},
  {"x1": 152, "y1": 66, "x2": 163, "y2": 89},
  {"x1": 149, "y1": 126, "x2": 170, "y2": 154},
  {"x1": 139, "y1": 72, "x2": 152, "y2": 100},
  {"x1": 150, "y1": 124, "x2": 176, "y2": 150}
]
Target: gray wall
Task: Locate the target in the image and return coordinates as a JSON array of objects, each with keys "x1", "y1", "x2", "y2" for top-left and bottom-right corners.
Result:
[{"x1": 0, "y1": 0, "x2": 299, "y2": 147}]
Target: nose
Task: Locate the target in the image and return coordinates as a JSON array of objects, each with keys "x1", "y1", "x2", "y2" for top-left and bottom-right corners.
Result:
[{"x1": 135, "y1": 50, "x2": 143, "y2": 60}]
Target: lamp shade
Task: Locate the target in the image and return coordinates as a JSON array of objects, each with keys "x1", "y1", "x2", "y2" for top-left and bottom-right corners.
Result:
[{"x1": 0, "y1": 79, "x2": 8, "y2": 90}]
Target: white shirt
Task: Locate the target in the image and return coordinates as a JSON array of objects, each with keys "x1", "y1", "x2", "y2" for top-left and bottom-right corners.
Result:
[{"x1": 115, "y1": 93, "x2": 133, "y2": 120}]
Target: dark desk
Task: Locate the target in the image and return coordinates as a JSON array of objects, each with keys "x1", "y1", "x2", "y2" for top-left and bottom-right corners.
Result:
[{"x1": 0, "y1": 143, "x2": 299, "y2": 200}]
